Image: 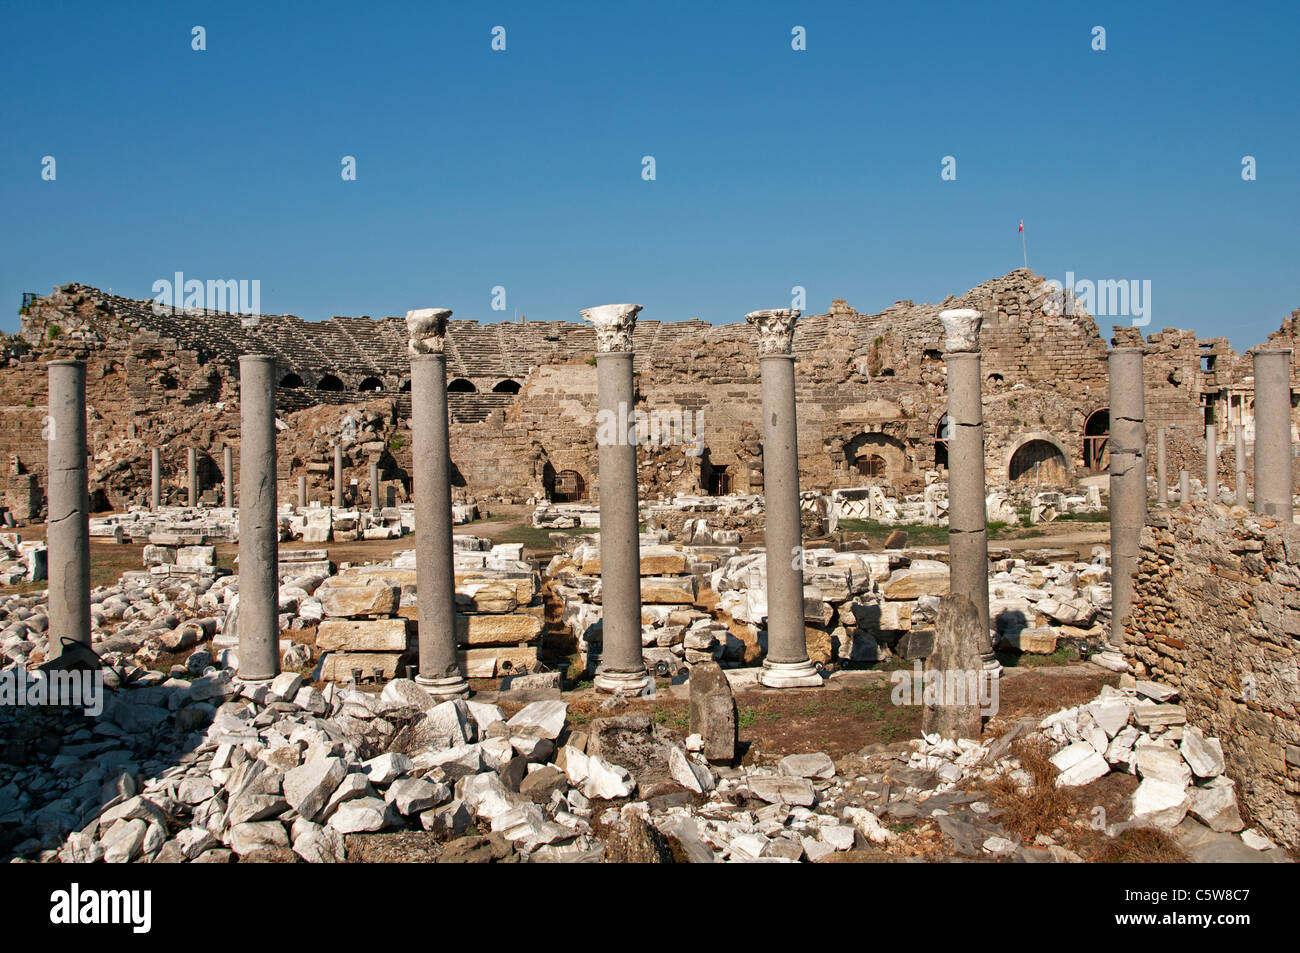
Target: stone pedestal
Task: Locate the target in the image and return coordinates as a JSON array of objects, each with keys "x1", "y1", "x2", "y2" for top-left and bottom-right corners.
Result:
[
  {"x1": 1235, "y1": 425, "x2": 1248, "y2": 507},
  {"x1": 408, "y1": 309, "x2": 469, "y2": 699},
  {"x1": 187, "y1": 447, "x2": 198, "y2": 506},
  {"x1": 237, "y1": 355, "x2": 280, "y2": 682},
  {"x1": 46, "y1": 360, "x2": 91, "y2": 659},
  {"x1": 1106, "y1": 347, "x2": 1146, "y2": 663},
  {"x1": 333, "y1": 444, "x2": 343, "y2": 508},
  {"x1": 1205, "y1": 424, "x2": 1217, "y2": 504},
  {"x1": 224, "y1": 445, "x2": 233, "y2": 508},
  {"x1": 747, "y1": 309, "x2": 821, "y2": 689},
  {"x1": 298, "y1": 475, "x2": 307, "y2": 509},
  {"x1": 940, "y1": 309, "x2": 998, "y2": 674},
  {"x1": 1253, "y1": 349, "x2": 1293, "y2": 521},
  {"x1": 584, "y1": 303, "x2": 650, "y2": 694},
  {"x1": 151, "y1": 447, "x2": 161, "y2": 510},
  {"x1": 1156, "y1": 428, "x2": 1168, "y2": 505}
]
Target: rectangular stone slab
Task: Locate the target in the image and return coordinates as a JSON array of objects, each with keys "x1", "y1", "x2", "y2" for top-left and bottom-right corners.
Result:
[
  {"x1": 316, "y1": 618, "x2": 411, "y2": 652},
  {"x1": 319, "y1": 584, "x2": 400, "y2": 618},
  {"x1": 638, "y1": 575, "x2": 699, "y2": 604},
  {"x1": 457, "y1": 646, "x2": 538, "y2": 678},
  {"x1": 320, "y1": 651, "x2": 408, "y2": 681},
  {"x1": 453, "y1": 613, "x2": 546, "y2": 647}
]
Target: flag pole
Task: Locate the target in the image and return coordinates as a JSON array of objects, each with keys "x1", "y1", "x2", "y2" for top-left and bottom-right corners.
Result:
[{"x1": 1021, "y1": 221, "x2": 1028, "y2": 270}]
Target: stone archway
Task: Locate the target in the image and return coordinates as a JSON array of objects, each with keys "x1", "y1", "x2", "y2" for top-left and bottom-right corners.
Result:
[
  {"x1": 1006, "y1": 433, "x2": 1072, "y2": 485},
  {"x1": 1083, "y1": 408, "x2": 1109, "y2": 472},
  {"x1": 844, "y1": 432, "x2": 907, "y2": 483}
]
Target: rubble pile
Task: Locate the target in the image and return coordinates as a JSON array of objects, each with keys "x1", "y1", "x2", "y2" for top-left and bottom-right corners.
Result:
[{"x1": 0, "y1": 533, "x2": 46, "y2": 585}]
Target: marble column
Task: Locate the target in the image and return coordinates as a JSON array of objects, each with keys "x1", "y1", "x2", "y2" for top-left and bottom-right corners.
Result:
[
  {"x1": 237, "y1": 355, "x2": 280, "y2": 682},
  {"x1": 584, "y1": 303, "x2": 650, "y2": 694},
  {"x1": 150, "y1": 447, "x2": 161, "y2": 509},
  {"x1": 333, "y1": 444, "x2": 344, "y2": 508},
  {"x1": 939, "y1": 309, "x2": 998, "y2": 673},
  {"x1": 46, "y1": 360, "x2": 91, "y2": 659},
  {"x1": 1235, "y1": 425, "x2": 1248, "y2": 507},
  {"x1": 370, "y1": 459, "x2": 380, "y2": 514},
  {"x1": 187, "y1": 447, "x2": 198, "y2": 506},
  {"x1": 1205, "y1": 424, "x2": 1218, "y2": 504},
  {"x1": 298, "y1": 475, "x2": 307, "y2": 509},
  {"x1": 1253, "y1": 349, "x2": 1294, "y2": 521},
  {"x1": 223, "y1": 445, "x2": 233, "y2": 508},
  {"x1": 1156, "y1": 428, "x2": 1168, "y2": 505},
  {"x1": 1106, "y1": 347, "x2": 1146, "y2": 661},
  {"x1": 1180, "y1": 470, "x2": 1190, "y2": 503},
  {"x1": 408, "y1": 309, "x2": 469, "y2": 699},
  {"x1": 747, "y1": 308, "x2": 821, "y2": 688}
]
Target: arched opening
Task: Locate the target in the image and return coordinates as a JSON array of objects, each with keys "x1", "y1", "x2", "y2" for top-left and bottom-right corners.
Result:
[
  {"x1": 552, "y1": 469, "x2": 586, "y2": 502},
  {"x1": 1083, "y1": 409, "x2": 1109, "y2": 472},
  {"x1": 318, "y1": 374, "x2": 344, "y2": 392},
  {"x1": 159, "y1": 373, "x2": 178, "y2": 391},
  {"x1": 280, "y1": 372, "x2": 303, "y2": 389},
  {"x1": 448, "y1": 379, "x2": 477, "y2": 393},
  {"x1": 358, "y1": 376, "x2": 383, "y2": 392},
  {"x1": 934, "y1": 415, "x2": 950, "y2": 469},
  {"x1": 492, "y1": 379, "x2": 522, "y2": 394},
  {"x1": 1009, "y1": 438, "x2": 1069, "y2": 485},
  {"x1": 843, "y1": 432, "x2": 907, "y2": 484},
  {"x1": 399, "y1": 379, "x2": 411, "y2": 392}
]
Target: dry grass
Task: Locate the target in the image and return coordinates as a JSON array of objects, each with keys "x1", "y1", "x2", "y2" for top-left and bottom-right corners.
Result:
[
  {"x1": 1087, "y1": 827, "x2": 1188, "y2": 863},
  {"x1": 982, "y1": 735, "x2": 1077, "y2": 842}
]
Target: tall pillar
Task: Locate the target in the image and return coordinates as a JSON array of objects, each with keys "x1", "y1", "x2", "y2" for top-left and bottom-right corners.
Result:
[
  {"x1": 1253, "y1": 349, "x2": 1294, "y2": 521},
  {"x1": 298, "y1": 475, "x2": 307, "y2": 509},
  {"x1": 747, "y1": 308, "x2": 821, "y2": 689},
  {"x1": 1235, "y1": 425, "x2": 1248, "y2": 507},
  {"x1": 46, "y1": 360, "x2": 91, "y2": 660},
  {"x1": 333, "y1": 444, "x2": 343, "y2": 508},
  {"x1": 1205, "y1": 424, "x2": 1218, "y2": 504},
  {"x1": 408, "y1": 309, "x2": 469, "y2": 699},
  {"x1": 237, "y1": 355, "x2": 280, "y2": 682},
  {"x1": 939, "y1": 309, "x2": 998, "y2": 673},
  {"x1": 187, "y1": 447, "x2": 198, "y2": 506},
  {"x1": 370, "y1": 459, "x2": 380, "y2": 514},
  {"x1": 223, "y1": 445, "x2": 233, "y2": 508},
  {"x1": 584, "y1": 303, "x2": 650, "y2": 694},
  {"x1": 150, "y1": 447, "x2": 161, "y2": 509},
  {"x1": 1180, "y1": 470, "x2": 1190, "y2": 503},
  {"x1": 1106, "y1": 347, "x2": 1146, "y2": 663},
  {"x1": 1156, "y1": 428, "x2": 1167, "y2": 504}
]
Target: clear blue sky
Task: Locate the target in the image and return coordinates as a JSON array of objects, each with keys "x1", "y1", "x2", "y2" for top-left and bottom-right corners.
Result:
[{"x1": 2, "y1": 1, "x2": 1296, "y2": 348}]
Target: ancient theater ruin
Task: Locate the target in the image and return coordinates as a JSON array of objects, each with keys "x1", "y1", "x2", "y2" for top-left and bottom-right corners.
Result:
[{"x1": 0, "y1": 270, "x2": 1296, "y2": 864}]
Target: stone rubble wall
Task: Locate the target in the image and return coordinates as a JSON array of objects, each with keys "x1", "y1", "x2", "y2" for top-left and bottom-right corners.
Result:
[{"x1": 1125, "y1": 506, "x2": 1300, "y2": 846}]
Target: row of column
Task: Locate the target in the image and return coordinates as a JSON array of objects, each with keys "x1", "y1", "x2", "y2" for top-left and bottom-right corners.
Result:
[{"x1": 148, "y1": 444, "x2": 370, "y2": 511}]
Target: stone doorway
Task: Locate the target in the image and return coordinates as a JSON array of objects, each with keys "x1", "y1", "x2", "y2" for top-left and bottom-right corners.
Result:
[
  {"x1": 1009, "y1": 438, "x2": 1069, "y2": 485},
  {"x1": 1083, "y1": 409, "x2": 1109, "y2": 472}
]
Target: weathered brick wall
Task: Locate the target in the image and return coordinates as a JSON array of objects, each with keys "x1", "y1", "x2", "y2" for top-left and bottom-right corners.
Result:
[{"x1": 1127, "y1": 507, "x2": 1300, "y2": 846}]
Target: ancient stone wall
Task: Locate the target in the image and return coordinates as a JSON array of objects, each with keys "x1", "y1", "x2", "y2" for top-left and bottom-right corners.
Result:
[{"x1": 1126, "y1": 507, "x2": 1300, "y2": 846}]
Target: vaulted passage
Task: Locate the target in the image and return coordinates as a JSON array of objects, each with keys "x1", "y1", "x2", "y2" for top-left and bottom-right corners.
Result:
[{"x1": 1010, "y1": 439, "x2": 1069, "y2": 484}]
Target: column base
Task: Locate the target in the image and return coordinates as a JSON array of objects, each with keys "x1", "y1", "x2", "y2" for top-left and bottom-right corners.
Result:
[
  {"x1": 593, "y1": 667, "x2": 650, "y2": 695},
  {"x1": 1090, "y1": 648, "x2": 1130, "y2": 673},
  {"x1": 415, "y1": 673, "x2": 471, "y2": 699},
  {"x1": 760, "y1": 659, "x2": 823, "y2": 689},
  {"x1": 980, "y1": 651, "x2": 1003, "y2": 679}
]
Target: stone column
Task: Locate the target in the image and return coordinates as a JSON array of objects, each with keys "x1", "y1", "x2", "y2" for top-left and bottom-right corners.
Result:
[
  {"x1": 298, "y1": 475, "x2": 307, "y2": 509},
  {"x1": 584, "y1": 303, "x2": 650, "y2": 694},
  {"x1": 747, "y1": 308, "x2": 821, "y2": 689},
  {"x1": 1180, "y1": 470, "x2": 1190, "y2": 503},
  {"x1": 46, "y1": 360, "x2": 91, "y2": 659},
  {"x1": 237, "y1": 355, "x2": 280, "y2": 682},
  {"x1": 1205, "y1": 424, "x2": 1217, "y2": 504},
  {"x1": 150, "y1": 447, "x2": 161, "y2": 509},
  {"x1": 1106, "y1": 347, "x2": 1146, "y2": 662},
  {"x1": 187, "y1": 447, "x2": 198, "y2": 506},
  {"x1": 939, "y1": 309, "x2": 998, "y2": 673},
  {"x1": 1253, "y1": 349, "x2": 1294, "y2": 521},
  {"x1": 1156, "y1": 428, "x2": 1168, "y2": 505},
  {"x1": 370, "y1": 459, "x2": 380, "y2": 514},
  {"x1": 408, "y1": 309, "x2": 469, "y2": 699},
  {"x1": 223, "y1": 445, "x2": 233, "y2": 508},
  {"x1": 1235, "y1": 425, "x2": 1248, "y2": 507},
  {"x1": 333, "y1": 444, "x2": 343, "y2": 508}
]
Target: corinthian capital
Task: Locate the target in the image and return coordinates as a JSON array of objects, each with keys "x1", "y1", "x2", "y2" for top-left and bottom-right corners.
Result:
[
  {"x1": 406, "y1": 308, "x2": 452, "y2": 355},
  {"x1": 746, "y1": 309, "x2": 800, "y2": 356},
  {"x1": 581, "y1": 303, "x2": 642, "y2": 353},
  {"x1": 938, "y1": 308, "x2": 982, "y2": 354}
]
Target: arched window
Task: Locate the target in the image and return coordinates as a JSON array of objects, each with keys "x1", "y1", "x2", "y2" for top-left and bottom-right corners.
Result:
[
  {"x1": 280, "y1": 373, "x2": 303, "y2": 388},
  {"x1": 1083, "y1": 409, "x2": 1109, "y2": 471},
  {"x1": 317, "y1": 374, "x2": 344, "y2": 392},
  {"x1": 553, "y1": 469, "x2": 586, "y2": 502},
  {"x1": 935, "y1": 415, "x2": 950, "y2": 469},
  {"x1": 492, "y1": 379, "x2": 522, "y2": 394},
  {"x1": 448, "y1": 379, "x2": 477, "y2": 393}
]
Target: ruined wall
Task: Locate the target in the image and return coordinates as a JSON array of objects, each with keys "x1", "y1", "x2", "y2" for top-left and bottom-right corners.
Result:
[
  {"x1": 1126, "y1": 508, "x2": 1300, "y2": 846},
  {"x1": 5, "y1": 273, "x2": 1297, "y2": 517}
]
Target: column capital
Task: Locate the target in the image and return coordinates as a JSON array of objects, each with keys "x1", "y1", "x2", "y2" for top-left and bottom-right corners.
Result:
[
  {"x1": 938, "y1": 308, "x2": 982, "y2": 354},
  {"x1": 746, "y1": 309, "x2": 800, "y2": 356},
  {"x1": 406, "y1": 308, "x2": 453, "y2": 354},
  {"x1": 581, "y1": 303, "x2": 642, "y2": 352}
]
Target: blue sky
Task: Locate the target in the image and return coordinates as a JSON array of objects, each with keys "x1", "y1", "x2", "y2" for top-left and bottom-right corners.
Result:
[{"x1": 2, "y1": 0, "x2": 1296, "y2": 348}]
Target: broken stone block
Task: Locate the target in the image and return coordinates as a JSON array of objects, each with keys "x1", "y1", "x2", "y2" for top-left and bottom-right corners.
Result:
[
  {"x1": 1130, "y1": 778, "x2": 1190, "y2": 827},
  {"x1": 1179, "y1": 727, "x2": 1225, "y2": 779},
  {"x1": 455, "y1": 613, "x2": 545, "y2": 647},
  {"x1": 328, "y1": 797, "x2": 392, "y2": 834},
  {"x1": 1135, "y1": 747, "x2": 1192, "y2": 787},
  {"x1": 1133, "y1": 702, "x2": 1186, "y2": 728},
  {"x1": 748, "y1": 775, "x2": 816, "y2": 807},
  {"x1": 638, "y1": 575, "x2": 699, "y2": 605},
  {"x1": 668, "y1": 746, "x2": 715, "y2": 793},
  {"x1": 688, "y1": 661, "x2": 736, "y2": 764},
  {"x1": 316, "y1": 618, "x2": 410, "y2": 652},
  {"x1": 363, "y1": 752, "x2": 413, "y2": 786},
  {"x1": 1051, "y1": 741, "x2": 1110, "y2": 787},
  {"x1": 505, "y1": 700, "x2": 568, "y2": 740},
  {"x1": 1189, "y1": 778, "x2": 1244, "y2": 833},
  {"x1": 228, "y1": 821, "x2": 290, "y2": 856},
  {"x1": 999, "y1": 627, "x2": 1058, "y2": 654},
  {"x1": 881, "y1": 564, "x2": 950, "y2": 600},
  {"x1": 778, "y1": 752, "x2": 836, "y2": 779},
  {"x1": 319, "y1": 583, "x2": 400, "y2": 618}
]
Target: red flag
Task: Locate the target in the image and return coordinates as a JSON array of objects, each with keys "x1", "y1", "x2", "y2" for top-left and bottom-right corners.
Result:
[{"x1": 1018, "y1": 220, "x2": 1024, "y2": 233}]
